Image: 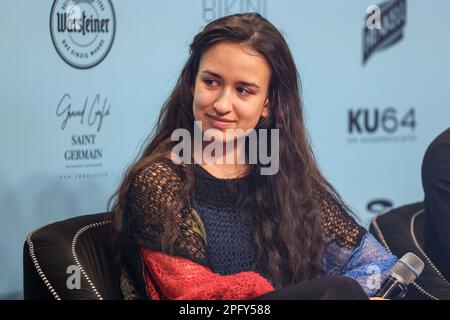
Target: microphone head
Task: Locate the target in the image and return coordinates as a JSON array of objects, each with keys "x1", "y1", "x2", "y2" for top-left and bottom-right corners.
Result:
[{"x1": 391, "y1": 252, "x2": 425, "y2": 285}]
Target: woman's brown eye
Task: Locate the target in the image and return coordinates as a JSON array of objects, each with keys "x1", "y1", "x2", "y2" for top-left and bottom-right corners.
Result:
[
  {"x1": 204, "y1": 79, "x2": 216, "y2": 86},
  {"x1": 237, "y1": 87, "x2": 251, "y2": 95}
]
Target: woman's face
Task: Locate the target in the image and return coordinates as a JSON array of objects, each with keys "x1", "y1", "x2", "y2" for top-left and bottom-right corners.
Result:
[{"x1": 192, "y1": 42, "x2": 271, "y2": 143}]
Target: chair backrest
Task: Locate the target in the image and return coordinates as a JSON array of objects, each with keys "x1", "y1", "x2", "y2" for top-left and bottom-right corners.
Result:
[
  {"x1": 23, "y1": 212, "x2": 123, "y2": 300},
  {"x1": 370, "y1": 202, "x2": 450, "y2": 300}
]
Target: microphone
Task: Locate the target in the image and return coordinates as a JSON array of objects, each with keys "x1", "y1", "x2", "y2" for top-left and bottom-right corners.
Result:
[{"x1": 376, "y1": 252, "x2": 425, "y2": 299}]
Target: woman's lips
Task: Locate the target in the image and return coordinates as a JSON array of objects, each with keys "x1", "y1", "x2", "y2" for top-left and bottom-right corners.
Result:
[{"x1": 207, "y1": 114, "x2": 235, "y2": 129}]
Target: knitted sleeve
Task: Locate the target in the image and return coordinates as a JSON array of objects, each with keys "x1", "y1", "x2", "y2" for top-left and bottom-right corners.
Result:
[
  {"x1": 125, "y1": 158, "x2": 207, "y2": 266},
  {"x1": 326, "y1": 233, "x2": 398, "y2": 297},
  {"x1": 319, "y1": 192, "x2": 397, "y2": 296},
  {"x1": 124, "y1": 158, "x2": 274, "y2": 300},
  {"x1": 140, "y1": 247, "x2": 274, "y2": 300}
]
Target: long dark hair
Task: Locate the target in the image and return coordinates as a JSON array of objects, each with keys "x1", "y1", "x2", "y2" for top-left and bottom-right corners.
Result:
[{"x1": 109, "y1": 12, "x2": 348, "y2": 288}]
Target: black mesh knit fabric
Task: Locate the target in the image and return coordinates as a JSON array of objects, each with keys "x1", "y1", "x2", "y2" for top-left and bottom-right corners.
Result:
[{"x1": 120, "y1": 157, "x2": 365, "y2": 299}]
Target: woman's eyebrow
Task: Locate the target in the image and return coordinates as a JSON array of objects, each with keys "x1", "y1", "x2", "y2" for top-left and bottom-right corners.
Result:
[{"x1": 201, "y1": 70, "x2": 260, "y2": 89}]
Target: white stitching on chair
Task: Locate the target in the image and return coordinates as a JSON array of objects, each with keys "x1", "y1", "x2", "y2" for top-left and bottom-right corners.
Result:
[
  {"x1": 26, "y1": 223, "x2": 62, "y2": 300},
  {"x1": 72, "y1": 220, "x2": 113, "y2": 300},
  {"x1": 410, "y1": 210, "x2": 450, "y2": 286},
  {"x1": 372, "y1": 211, "x2": 439, "y2": 300},
  {"x1": 26, "y1": 218, "x2": 113, "y2": 300}
]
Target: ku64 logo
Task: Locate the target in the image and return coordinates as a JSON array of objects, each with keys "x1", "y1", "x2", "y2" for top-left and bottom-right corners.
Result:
[{"x1": 348, "y1": 107, "x2": 415, "y2": 134}]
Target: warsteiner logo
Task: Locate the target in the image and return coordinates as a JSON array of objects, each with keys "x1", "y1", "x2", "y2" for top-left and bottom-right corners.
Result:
[
  {"x1": 363, "y1": 0, "x2": 406, "y2": 64},
  {"x1": 50, "y1": 0, "x2": 116, "y2": 69}
]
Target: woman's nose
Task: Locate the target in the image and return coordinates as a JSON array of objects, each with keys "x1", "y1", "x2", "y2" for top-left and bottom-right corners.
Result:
[{"x1": 213, "y1": 89, "x2": 233, "y2": 115}]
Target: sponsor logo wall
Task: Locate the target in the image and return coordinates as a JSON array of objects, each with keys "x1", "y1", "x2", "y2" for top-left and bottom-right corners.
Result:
[{"x1": 1, "y1": 0, "x2": 449, "y2": 297}]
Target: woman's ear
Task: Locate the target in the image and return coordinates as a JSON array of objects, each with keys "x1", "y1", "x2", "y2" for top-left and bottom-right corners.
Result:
[{"x1": 261, "y1": 98, "x2": 270, "y2": 118}]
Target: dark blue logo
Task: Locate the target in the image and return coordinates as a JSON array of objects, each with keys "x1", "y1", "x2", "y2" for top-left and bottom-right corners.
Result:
[
  {"x1": 50, "y1": 0, "x2": 116, "y2": 69},
  {"x1": 363, "y1": 0, "x2": 406, "y2": 64}
]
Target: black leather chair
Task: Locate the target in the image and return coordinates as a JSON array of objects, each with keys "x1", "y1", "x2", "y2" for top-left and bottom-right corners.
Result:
[
  {"x1": 23, "y1": 212, "x2": 123, "y2": 300},
  {"x1": 370, "y1": 202, "x2": 450, "y2": 300}
]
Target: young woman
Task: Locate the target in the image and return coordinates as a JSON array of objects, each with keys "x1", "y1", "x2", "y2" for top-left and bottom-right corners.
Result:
[{"x1": 110, "y1": 12, "x2": 397, "y2": 300}]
